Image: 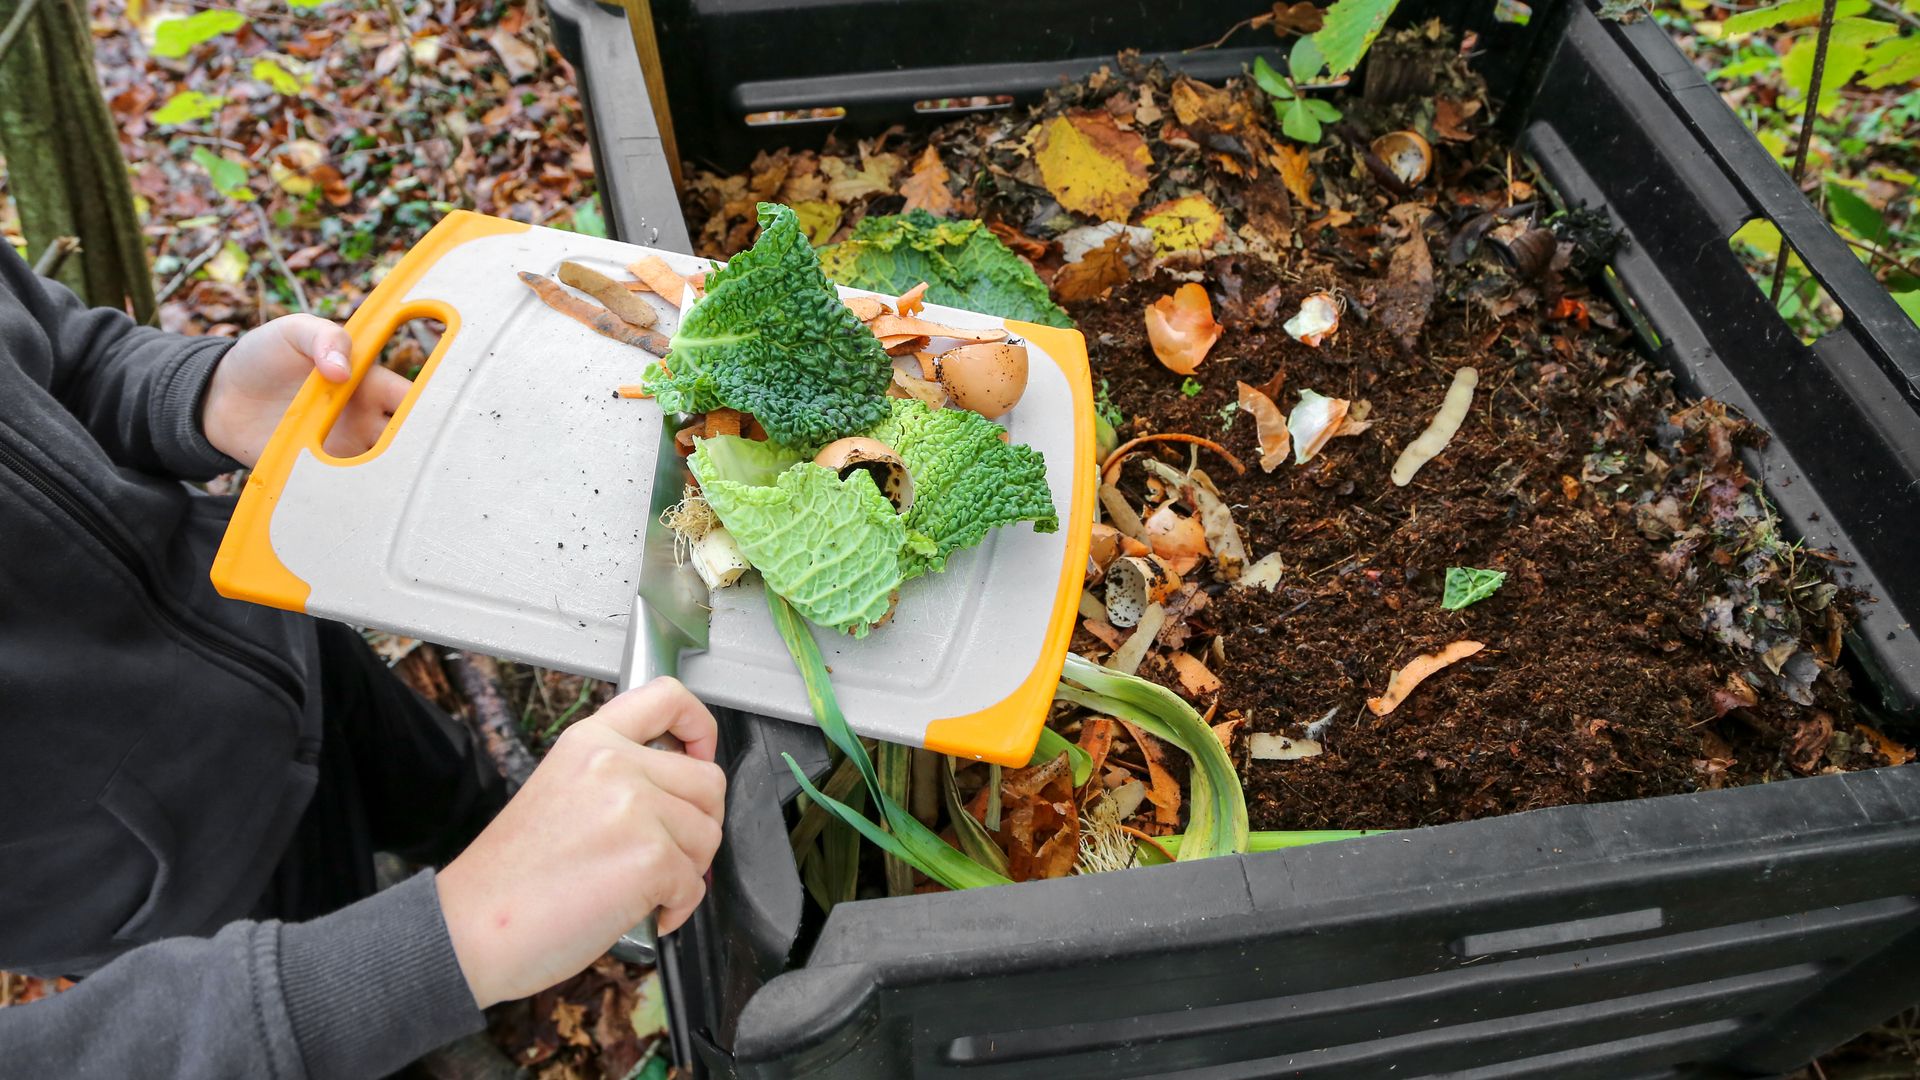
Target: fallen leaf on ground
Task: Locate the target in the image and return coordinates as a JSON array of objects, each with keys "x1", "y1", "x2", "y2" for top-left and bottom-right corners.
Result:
[
  {"x1": 552, "y1": 999, "x2": 592, "y2": 1048},
  {"x1": 1079, "y1": 717, "x2": 1118, "y2": 800},
  {"x1": 1145, "y1": 283, "x2": 1223, "y2": 375},
  {"x1": 1434, "y1": 97, "x2": 1479, "y2": 141},
  {"x1": 1275, "y1": 145, "x2": 1317, "y2": 209},
  {"x1": 1368, "y1": 640, "x2": 1485, "y2": 716},
  {"x1": 1170, "y1": 76, "x2": 1235, "y2": 128},
  {"x1": 1236, "y1": 381, "x2": 1292, "y2": 471},
  {"x1": 1378, "y1": 204, "x2": 1434, "y2": 351},
  {"x1": 1053, "y1": 233, "x2": 1135, "y2": 302},
  {"x1": 1002, "y1": 752, "x2": 1081, "y2": 880},
  {"x1": 820, "y1": 153, "x2": 903, "y2": 201},
  {"x1": 790, "y1": 200, "x2": 844, "y2": 245},
  {"x1": 898, "y1": 146, "x2": 955, "y2": 216},
  {"x1": 486, "y1": 28, "x2": 542, "y2": 81},
  {"x1": 1269, "y1": 0, "x2": 1326, "y2": 33},
  {"x1": 1119, "y1": 721, "x2": 1183, "y2": 827},
  {"x1": 1170, "y1": 652, "x2": 1223, "y2": 697},
  {"x1": 1858, "y1": 723, "x2": 1914, "y2": 766},
  {"x1": 1033, "y1": 110, "x2": 1154, "y2": 220},
  {"x1": 1140, "y1": 194, "x2": 1227, "y2": 255}
]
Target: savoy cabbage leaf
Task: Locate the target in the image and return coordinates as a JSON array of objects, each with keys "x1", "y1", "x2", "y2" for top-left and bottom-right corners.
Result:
[
  {"x1": 690, "y1": 437, "x2": 906, "y2": 636},
  {"x1": 1441, "y1": 566, "x2": 1506, "y2": 611},
  {"x1": 647, "y1": 203, "x2": 894, "y2": 445},
  {"x1": 859, "y1": 399, "x2": 1058, "y2": 578},
  {"x1": 818, "y1": 211, "x2": 1074, "y2": 329}
]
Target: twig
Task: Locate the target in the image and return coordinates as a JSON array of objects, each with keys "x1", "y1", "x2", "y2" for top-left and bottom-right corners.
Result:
[
  {"x1": 443, "y1": 651, "x2": 540, "y2": 792},
  {"x1": 154, "y1": 235, "x2": 227, "y2": 303},
  {"x1": 250, "y1": 202, "x2": 309, "y2": 313},
  {"x1": 1770, "y1": 0, "x2": 1838, "y2": 306},
  {"x1": 381, "y1": 0, "x2": 413, "y2": 85},
  {"x1": 31, "y1": 235, "x2": 80, "y2": 278},
  {"x1": 1844, "y1": 235, "x2": 1920, "y2": 281},
  {"x1": 0, "y1": 0, "x2": 46, "y2": 67},
  {"x1": 1868, "y1": 0, "x2": 1920, "y2": 30}
]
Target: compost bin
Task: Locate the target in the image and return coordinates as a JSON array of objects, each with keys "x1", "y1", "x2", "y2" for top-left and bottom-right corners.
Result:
[{"x1": 546, "y1": 0, "x2": 1920, "y2": 1074}]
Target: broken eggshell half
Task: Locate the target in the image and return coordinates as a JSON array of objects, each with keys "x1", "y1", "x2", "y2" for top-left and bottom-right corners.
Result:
[
  {"x1": 1105, "y1": 554, "x2": 1182, "y2": 628},
  {"x1": 1370, "y1": 130, "x2": 1433, "y2": 187},
  {"x1": 1283, "y1": 291, "x2": 1341, "y2": 347},
  {"x1": 933, "y1": 339, "x2": 1029, "y2": 419},
  {"x1": 814, "y1": 437, "x2": 914, "y2": 513}
]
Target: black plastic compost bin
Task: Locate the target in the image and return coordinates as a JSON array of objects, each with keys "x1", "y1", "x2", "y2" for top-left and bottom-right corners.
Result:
[{"x1": 544, "y1": 0, "x2": 1920, "y2": 1074}]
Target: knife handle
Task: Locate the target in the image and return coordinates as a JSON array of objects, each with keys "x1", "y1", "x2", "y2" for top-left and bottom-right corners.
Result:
[{"x1": 609, "y1": 730, "x2": 687, "y2": 966}]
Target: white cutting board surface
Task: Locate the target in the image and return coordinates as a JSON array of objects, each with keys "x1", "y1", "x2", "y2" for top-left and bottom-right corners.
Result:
[{"x1": 213, "y1": 212, "x2": 1093, "y2": 764}]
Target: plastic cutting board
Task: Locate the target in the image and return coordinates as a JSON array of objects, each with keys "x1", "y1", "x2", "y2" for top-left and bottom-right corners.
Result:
[{"x1": 211, "y1": 211, "x2": 1094, "y2": 766}]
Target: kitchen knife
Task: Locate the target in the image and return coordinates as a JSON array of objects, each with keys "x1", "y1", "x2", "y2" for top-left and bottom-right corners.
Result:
[{"x1": 609, "y1": 412, "x2": 712, "y2": 966}]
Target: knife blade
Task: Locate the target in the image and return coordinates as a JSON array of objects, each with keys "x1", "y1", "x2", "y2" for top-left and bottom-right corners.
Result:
[{"x1": 609, "y1": 411, "x2": 713, "y2": 965}]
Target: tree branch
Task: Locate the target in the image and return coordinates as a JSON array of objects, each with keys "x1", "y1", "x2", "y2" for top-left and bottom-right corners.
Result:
[{"x1": 1770, "y1": 0, "x2": 1838, "y2": 306}]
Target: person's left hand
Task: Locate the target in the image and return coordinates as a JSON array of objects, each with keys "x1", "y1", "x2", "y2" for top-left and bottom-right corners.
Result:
[{"x1": 201, "y1": 313, "x2": 412, "y2": 466}]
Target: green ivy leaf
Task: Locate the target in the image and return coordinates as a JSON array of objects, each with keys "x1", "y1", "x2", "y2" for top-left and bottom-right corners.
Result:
[
  {"x1": 1282, "y1": 97, "x2": 1323, "y2": 143},
  {"x1": 1289, "y1": 35, "x2": 1326, "y2": 83},
  {"x1": 191, "y1": 147, "x2": 254, "y2": 201},
  {"x1": 251, "y1": 57, "x2": 306, "y2": 95},
  {"x1": 151, "y1": 90, "x2": 223, "y2": 125},
  {"x1": 1721, "y1": 0, "x2": 1867, "y2": 36},
  {"x1": 1251, "y1": 55, "x2": 1294, "y2": 99},
  {"x1": 1442, "y1": 567, "x2": 1507, "y2": 610},
  {"x1": 152, "y1": 9, "x2": 247, "y2": 59},
  {"x1": 1311, "y1": 0, "x2": 1400, "y2": 78}
]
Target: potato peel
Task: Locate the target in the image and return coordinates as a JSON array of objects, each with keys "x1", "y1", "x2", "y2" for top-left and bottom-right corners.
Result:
[{"x1": 1367, "y1": 640, "x2": 1485, "y2": 716}]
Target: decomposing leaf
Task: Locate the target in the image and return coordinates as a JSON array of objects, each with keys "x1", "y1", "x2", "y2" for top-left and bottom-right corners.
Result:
[
  {"x1": 1053, "y1": 233, "x2": 1135, "y2": 302},
  {"x1": 1434, "y1": 97, "x2": 1478, "y2": 141},
  {"x1": 1002, "y1": 752, "x2": 1081, "y2": 880},
  {"x1": 1858, "y1": 724, "x2": 1915, "y2": 766},
  {"x1": 1139, "y1": 194, "x2": 1227, "y2": 255},
  {"x1": 1236, "y1": 381, "x2": 1291, "y2": 471},
  {"x1": 486, "y1": 27, "x2": 542, "y2": 81},
  {"x1": 1275, "y1": 145, "x2": 1317, "y2": 210},
  {"x1": 790, "y1": 200, "x2": 844, "y2": 246},
  {"x1": 1367, "y1": 640, "x2": 1485, "y2": 716},
  {"x1": 820, "y1": 153, "x2": 903, "y2": 201},
  {"x1": 898, "y1": 145, "x2": 955, "y2": 217},
  {"x1": 1378, "y1": 203, "x2": 1434, "y2": 351},
  {"x1": 1144, "y1": 283, "x2": 1223, "y2": 375},
  {"x1": 552, "y1": 999, "x2": 592, "y2": 1048},
  {"x1": 1033, "y1": 110, "x2": 1154, "y2": 220},
  {"x1": 1119, "y1": 721, "x2": 1183, "y2": 827},
  {"x1": 1170, "y1": 652, "x2": 1223, "y2": 697}
]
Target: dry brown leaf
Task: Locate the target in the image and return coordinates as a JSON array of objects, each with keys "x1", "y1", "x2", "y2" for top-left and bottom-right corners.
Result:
[
  {"x1": 1434, "y1": 97, "x2": 1479, "y2": 141},
  {"x1": 1170, "y1": 76, "x2": 1234, "y2": 128},
  {"x1": 1269, "y1": 0, "x2": 1325, "y2": 33},
  {"x1": 1144, "y1": 283, "x2": 1223, "y2": 375},
  {"x1": 1078, "y1": 717, "x2": 1119, "y2": 802},
  {"x1": 1235, "y1": 381, "x2": 1291, "y2": 471},
  {"x1": 551, "y1": 999, "x2": 592, "y2": 1048},
  {"x1": 1119, "y1": 721, "x2": 1182, "y2": 827},
  {"x1": 1053, "y1": 233, "x2": 1134, "y2": 303},
  {"x1": 820, "y1": 153, "x2": 901, "y2": 201},
  {"x1": 1033, "y1": 110, "x2": 1154, "y2": 220},
  {"x1": 1367, "y1": 640, "x2": 1485, "y2": 716},
  {"x1": 1170, "y1": 652, "x2": 1223, "y2": 698},
  {"x1": 988, "y1": 221, "x2": 1051, "y2": 261},
  {"x1": 1275, "y1": 145, "x2": 1316, "y2": 210},
  {"x1": 898, "y1": 145, "x2": 955, "y2": 216},
  {"x1": 1858, "y1": 723, "x2": 1915, "y2": 765},
  {"x1": 1378, "y1": 204, "x2": 1434, "y2": 352},
  {"x1": 486, "y1": 27, "x2": 541, "y2": 81},
  {"x1": 1002, "y1": 753, "x2": 1079, "y2": 880}
]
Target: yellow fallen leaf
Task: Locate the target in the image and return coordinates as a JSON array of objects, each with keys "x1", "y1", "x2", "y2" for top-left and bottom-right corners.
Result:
[
  {"x1": 204, "y1": 240, "x2": 250, "y2": 285},
  {"x1": 898, "y1": 145, "x2": 954, "y2": 217},
  {"x1": 1034, "y1": 111, "x2": 1153, "y2": 221},
  {"x1": 1052, "y1": 232, "x2": 1133, "y2": 303},
  {"x1": 1139, "y1": 194, "x2": 1226, "y2": 256},
  {"x1": 790, "y1": 199, "x2": 843, "y2": 245},
  {"x1": 1275, "y1": 145, "x2": 1316, "y2": 210},
  {"x1": 820, "y1": 154, "x2": 900, "y2": 201},
  {"x1": 1368, "y1": 641, "x2": 1485, "y2": 716}
]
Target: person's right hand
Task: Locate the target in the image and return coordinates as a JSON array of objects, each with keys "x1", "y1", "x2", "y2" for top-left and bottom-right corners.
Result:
[{"x1": 435, "y1": 678, "x2": 724, "y2": 1008}]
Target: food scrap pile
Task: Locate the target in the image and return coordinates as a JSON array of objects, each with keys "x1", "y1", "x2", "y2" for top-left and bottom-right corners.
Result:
[{"x1": 679, "y1": 25, "x2": 1906, "y2": 842}]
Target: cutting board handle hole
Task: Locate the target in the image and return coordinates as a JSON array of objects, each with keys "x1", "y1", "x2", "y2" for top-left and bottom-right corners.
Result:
[
  {"x1": 316, "y1": 304, "x2": 457, "y2": 466},
  {"x1": 371, "y1": 316, "x2": 446, "y2": 382}
]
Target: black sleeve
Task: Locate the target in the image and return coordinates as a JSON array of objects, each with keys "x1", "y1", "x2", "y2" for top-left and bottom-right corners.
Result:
[
  {"x1": 0, "y1": 872, "x2": 484, "y2": 1080},
  {"x1": 1, "y1": 244, "x2": 239, "y2": 480}
]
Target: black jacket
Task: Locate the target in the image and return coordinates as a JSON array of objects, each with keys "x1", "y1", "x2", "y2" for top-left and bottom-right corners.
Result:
[{"x1": 0, "y1": 246, "x2": 479, "y2": 1077}]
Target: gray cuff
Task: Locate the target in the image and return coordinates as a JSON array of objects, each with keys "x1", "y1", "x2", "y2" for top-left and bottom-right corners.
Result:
[
  {"x1": 278, "y1": 871, "x2": 483, "y2": 1080},
  {"x1": 153, "y1": 336, "x2": 242, "y2": 481}
]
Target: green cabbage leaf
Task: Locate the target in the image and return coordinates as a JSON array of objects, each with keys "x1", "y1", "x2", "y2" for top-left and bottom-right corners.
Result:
[{"x1": 818, "y1": 211, "x2": 1073, "y2": 329}]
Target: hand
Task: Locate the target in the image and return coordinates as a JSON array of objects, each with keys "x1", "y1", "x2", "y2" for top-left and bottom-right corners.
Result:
[
  {"x1": 200, "y1": 313, "x2": 412, "y2": 466},
  {"x1": 435, "y1": 679, "x2": 725, "y2": 1008}
]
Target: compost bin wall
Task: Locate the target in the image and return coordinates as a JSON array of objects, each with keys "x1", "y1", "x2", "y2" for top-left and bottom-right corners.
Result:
[{"x1": 544, "y1": 0, "x2": 1920, "y2": 1074}]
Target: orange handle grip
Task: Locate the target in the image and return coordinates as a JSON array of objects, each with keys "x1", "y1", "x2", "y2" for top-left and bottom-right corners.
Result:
[{"x1": 210, "y1": 211, "x2": 530, "y2": 611}]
